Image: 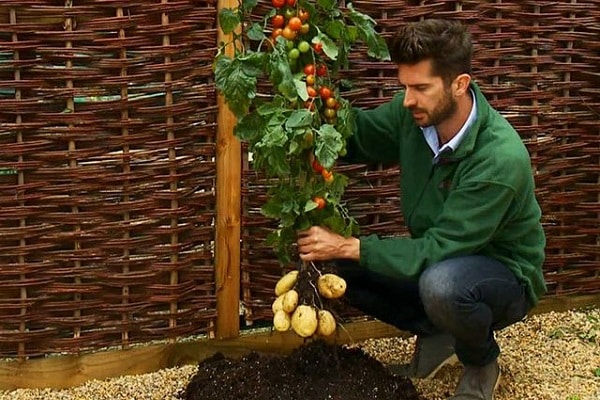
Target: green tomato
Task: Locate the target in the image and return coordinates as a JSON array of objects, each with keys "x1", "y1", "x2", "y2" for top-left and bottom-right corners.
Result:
[
  {"x1": 284, "y1": 7, "x2": 296, "y2": 20},
  {"x1": 285, "y1": 40, "x2": 295, "y2": 50},
  {"x1": 288, "y1": 48, "x2": 300, "y2": 60},
  {"x1": 297, "y1": 41, "x2": 310, "y2": 53}
]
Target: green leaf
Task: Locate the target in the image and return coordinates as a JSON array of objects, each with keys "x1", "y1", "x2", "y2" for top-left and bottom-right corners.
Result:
[
  {"x1": 315, "y1": 124, "x2": 344, "y2": 168},
  {"x1": 317, "y1": 0, "x2": 336, "y2": 11},
  {"x1": 247, "y1": 22, "x2": 265, "y2": 41},
  {"x1": 323, "y1": 20, "x2": 345, "y2": 40},
  {"x1": 322, "y1": 213, "x2": 346, "y2": 234},
  {"x1": 289, "y1": 140, "x2": 300, "y2": 155},
  {"x1": 257, "y1": 97, "x2": 285, "y2": 116},
  {"x1": 327, "y1": 173, "x2": 349, "y2": 198},
  {"x1": 241, "y1": 0, "x2": 258, "y2": 12},
  {"x1": 295, "y1": 216, "x2": 313, "y2": 231},
  {"x1": 294, "y1": 79, "x2": 309, "y2": 101},
  {"x1": 345, "y1": 218, "x2": 360, "y2": 236},
  {"x1": 304, "y1": 199, "x2": 319, "y2": 212},
  {"x1": 268, "y1": 40, "x2": 298, "y2": 100},
  {"x1": 285, "y1": 110, "x2": 312, "y2": 129},
  {"x1": 234, "y1": 112, "x2": 266, "y2": 143},
  {"x1": 314, "y1": 31, "x2": 338, "y2": 61},
  {"x1": 334, "y1": 98, "x2": 355, "y2": 139},
  {"x1": 218, "y1": 8, "x2": 240, "y2": 34},
  {"x1": 259, "y1": 120, "x2": 287, "y2": 148},
  {"x1": 346, "y1": 26, "x2": 359, "y2": 42},
  {"x1": 265, "y1": 229, "x2": 281, "y2": 246},
  {"x1": 214, "y1": 55, "x2": 260, "y2": 118},
  {"x1": 262, "y1": 197, "x2": 283, "y2": 219},
  {"x1": 347, "y1": 4, "x2": 390, "y2": 61},
  {"x1": 266, "y1": 148, "x2": 292, "y2": 176}
]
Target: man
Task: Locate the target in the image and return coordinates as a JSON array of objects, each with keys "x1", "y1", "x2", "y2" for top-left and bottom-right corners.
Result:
[{"x1": 296, "y1": 19, "x2": 547, "y2": 400}]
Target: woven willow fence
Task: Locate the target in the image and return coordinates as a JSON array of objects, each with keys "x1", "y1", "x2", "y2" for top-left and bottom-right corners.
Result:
[{"x1": 0, "y1": 0, "x2": 598, "y2": 360}]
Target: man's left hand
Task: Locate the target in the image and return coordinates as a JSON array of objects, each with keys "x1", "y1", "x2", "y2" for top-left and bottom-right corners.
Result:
[{"x1": 296, "y1": 226, "x2": 360, "y2": 262}]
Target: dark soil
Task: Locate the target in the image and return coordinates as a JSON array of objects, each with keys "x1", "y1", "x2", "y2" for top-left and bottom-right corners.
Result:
[{"x1": 181, "y1": 340, "x2": 423, "y2": 400}]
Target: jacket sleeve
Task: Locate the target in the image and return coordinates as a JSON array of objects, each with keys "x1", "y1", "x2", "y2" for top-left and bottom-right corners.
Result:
[
  {"x1": 344, "y1": 95, "x2": 404, "y2": 164},
  {"x1": 358, "y1": 181, "x2": 518, "y2": 279}
]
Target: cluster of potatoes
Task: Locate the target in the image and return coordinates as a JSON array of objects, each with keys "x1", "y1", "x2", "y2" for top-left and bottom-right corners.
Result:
[{"x1": 271, "y1": 270, "x2": 347, "y2": 338}]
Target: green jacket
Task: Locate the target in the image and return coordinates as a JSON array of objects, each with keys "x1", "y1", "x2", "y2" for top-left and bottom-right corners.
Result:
[{"x1": 346, "y1": 83, "x2": 547, "y2": 305}]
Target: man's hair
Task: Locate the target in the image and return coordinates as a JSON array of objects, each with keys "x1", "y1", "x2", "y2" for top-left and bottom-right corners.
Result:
[{"x1": 388, "y1": 19, "x2": 473, "y2": 84}]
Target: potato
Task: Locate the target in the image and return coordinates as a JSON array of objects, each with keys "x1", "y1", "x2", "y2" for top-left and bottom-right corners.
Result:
[
  {"x1": 317, "y1": 309, "x2": 337, "y2": 337},
  {"x1": 275, "y1": 270, "x2": 299, "y2": 296},
  {"x1": 317, "y1": 273, "x2": 347, "y2": 299},
  {"x1": 291, "y1": 305, "x2": 318, "y2": 338},
  {"x1": 272, "y1": 294, "x2": 285, "y2": 314},
  {"x1": 282, "y1": 289, "x2": 299, "y2": 313},
  {"x1": 273, "y1": 310, "x2": 291, "y2": 332}
]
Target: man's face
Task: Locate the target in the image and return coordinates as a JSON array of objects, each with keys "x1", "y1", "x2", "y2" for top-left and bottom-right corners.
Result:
[{"x1": 397, "y1": 59, "x2": 457, "y2": 127}]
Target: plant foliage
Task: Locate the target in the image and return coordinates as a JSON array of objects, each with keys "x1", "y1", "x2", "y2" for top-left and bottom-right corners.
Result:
[{"x1": 215, "y1": 0, "x2": 389, "y2": 264}]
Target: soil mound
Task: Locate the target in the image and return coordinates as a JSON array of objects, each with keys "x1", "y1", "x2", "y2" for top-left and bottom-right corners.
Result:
[{"x1": 181, "y1": 340, "x2": 422, "y2": 400}]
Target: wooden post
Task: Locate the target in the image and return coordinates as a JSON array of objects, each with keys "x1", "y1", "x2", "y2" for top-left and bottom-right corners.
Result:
[{"x1": 215, "y1": 0, "x2": 242, "y2": 339}]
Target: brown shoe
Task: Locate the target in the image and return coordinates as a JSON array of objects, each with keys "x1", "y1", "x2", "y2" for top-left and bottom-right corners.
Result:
[{"x1": 448, "y1": 359, "x2": 501, "y2": 400}]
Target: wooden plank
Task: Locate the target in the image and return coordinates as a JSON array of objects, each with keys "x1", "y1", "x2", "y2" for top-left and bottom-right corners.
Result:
[
  {"x1": 529, "y1": 294, "x2": 600, "y2": 315},
  {"x1": 0, "y1": 294, "x2": 597, "y2": 390},
  {"x1": 214, "y1": 0, "x2": 242, "y2": 340},
  {"x1": 0, "y1": 320, "x2": 402, "y2": 390}
]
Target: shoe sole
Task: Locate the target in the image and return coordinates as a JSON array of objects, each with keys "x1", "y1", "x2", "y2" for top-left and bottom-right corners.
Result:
[
  {"x1": 492, "y1": 368, "x2": 502, "y2": 400},
  {"x1": 423, "y1": 353, "x2": 459, "y2": 380}
]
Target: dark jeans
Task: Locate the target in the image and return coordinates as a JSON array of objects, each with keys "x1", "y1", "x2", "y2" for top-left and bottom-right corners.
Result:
[{"x1": 337, "y1": 255, "x2": 532, "y2": 366}]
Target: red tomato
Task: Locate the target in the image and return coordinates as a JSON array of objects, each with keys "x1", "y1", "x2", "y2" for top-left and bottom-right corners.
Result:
[
  {"x1": 313, "y1": 196, "x2": 326, "y2": 209},
  {"x1": 286, "y1": 0, "x2": 297, "y2": 6},
  {"x1": 271, "y1": 14, "x2": 285, "y2": 29},
  {"x1": 319, "y1": 86, "x2": 332, "y2": 99},
  {"x1": 282, "y1": 26, "x2": 297, "y2": 40},
  {"x1": 272, "y1": 0, "x2": 285, "y2": 8},
  {"x1": 316, "y1": 64, "x2": 327, "y2": 76},
  {"x1": 307, "y1": 86, "x2": 318, "y2": 98},
  {"x1": 321, "y1": 169, "x2": 334, "y2": 183},
  {"x1": 287, "y1": 17, "x2": 303, "y2": 31},
  {"x1": 303, "y1": 64, "x2": 315, "y2": 76},
  {"x1": 312, "y1": 42, "x2": 323, "y2": 54},
  {"x1": 271, "y1": 28, "x2": 283, "y2": 39},
  {"x1": 298, "y1": 8, "x2": 310, "y2": 22},
  {"x1": 312, "y1": 158, "x2": 324, "y2": 173}
]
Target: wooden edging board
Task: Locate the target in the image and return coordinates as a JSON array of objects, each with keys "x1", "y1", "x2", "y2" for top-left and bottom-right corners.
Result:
[{"x1": 0, "y1": 294, "x2": 597, "y2": 390}]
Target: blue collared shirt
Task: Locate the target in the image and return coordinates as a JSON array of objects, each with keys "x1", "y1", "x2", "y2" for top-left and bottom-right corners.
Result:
[{"x1": 422, "y1": 90, "x2": 477, "y2": 164}]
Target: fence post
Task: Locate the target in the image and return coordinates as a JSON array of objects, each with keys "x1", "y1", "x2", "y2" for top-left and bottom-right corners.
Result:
[{"x1": 214, "y1": 0, "x2": 241, "y2": 339}]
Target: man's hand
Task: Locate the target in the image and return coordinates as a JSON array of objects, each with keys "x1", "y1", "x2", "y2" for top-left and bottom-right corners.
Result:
[{"x1": 297, "y1": 226, "x2": 360, "y2": 262}]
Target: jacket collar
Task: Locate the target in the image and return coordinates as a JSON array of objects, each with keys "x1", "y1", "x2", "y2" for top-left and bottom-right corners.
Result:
[{"x1": 440, "y1": 81, "x2": 490, "y2": 162}]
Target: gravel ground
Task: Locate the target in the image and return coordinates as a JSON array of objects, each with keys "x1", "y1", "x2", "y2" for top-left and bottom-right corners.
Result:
[{"x1": 1, "y1": 307, "x2": 598, "y2": 400}]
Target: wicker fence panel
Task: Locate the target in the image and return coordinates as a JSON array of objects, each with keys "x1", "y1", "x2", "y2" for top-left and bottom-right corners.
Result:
[
  {"x1": 241, "y1": 0, "x2": 600, "y2": 324},
  {"x1": 0, "y1": 1, "x2": 218, "y2": 358}
]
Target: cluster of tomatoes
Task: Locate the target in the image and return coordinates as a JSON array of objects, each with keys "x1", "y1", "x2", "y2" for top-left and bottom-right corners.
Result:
[
  {"x1": 269, "y1": 0, "x2": 342, "y2": 211},
  {"x1": 269, "y1": 0, "x2": 339, "y2": 125},
  {"x1": 310, "y1": 156, "x2": 333, "y2": 209}
]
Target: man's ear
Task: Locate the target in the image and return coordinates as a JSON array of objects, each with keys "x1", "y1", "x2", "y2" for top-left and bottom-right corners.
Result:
[{"x1": 453, "y1": 74, "x2": 471, "y2": 96}]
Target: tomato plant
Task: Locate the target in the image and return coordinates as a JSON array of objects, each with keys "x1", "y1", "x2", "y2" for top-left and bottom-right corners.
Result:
[{"x1": 215, "y1": 0, "x2": 389, "y2": 264}]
